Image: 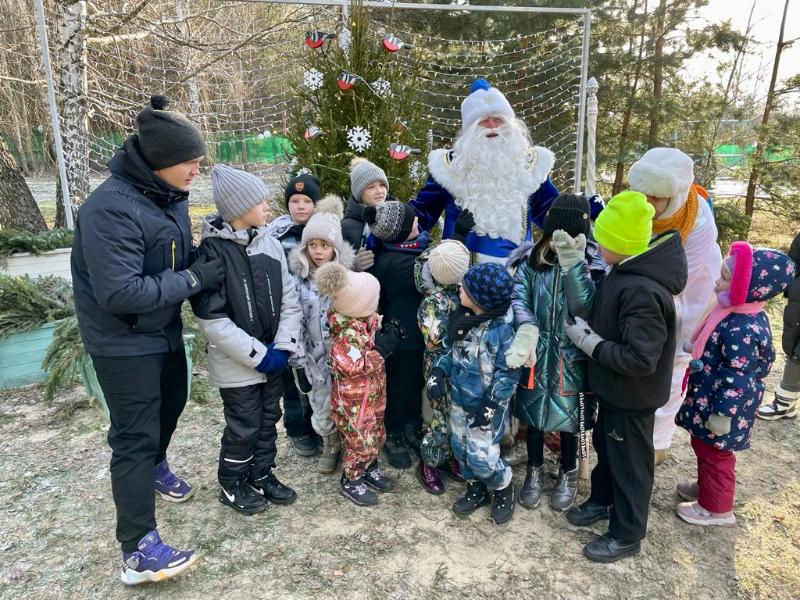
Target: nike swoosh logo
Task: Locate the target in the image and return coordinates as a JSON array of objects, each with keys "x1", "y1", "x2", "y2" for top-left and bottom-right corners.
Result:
[
  {"x1": 222, "y1": 488, "x2": 235, "y2": 502},
  {"x1": 168, "y1": 557, "x2": 188, "y2": 568}
]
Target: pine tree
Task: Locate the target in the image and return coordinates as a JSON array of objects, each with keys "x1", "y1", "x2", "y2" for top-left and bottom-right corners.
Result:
[{"x1": 286, "y1": 0, "x2": 429, "y2": 202}]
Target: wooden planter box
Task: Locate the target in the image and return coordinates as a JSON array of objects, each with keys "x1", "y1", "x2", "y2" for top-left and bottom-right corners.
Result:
[
  {"x1": 0, "y1": 323, "x2": 57, "y2": 390},
  {"x1": 1, "y1": 247, "x2": 72, "y2": 282}
]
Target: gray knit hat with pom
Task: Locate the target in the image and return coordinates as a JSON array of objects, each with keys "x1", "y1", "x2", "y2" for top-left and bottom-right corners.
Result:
[{"x1": 211, "y1": 164, "x2": 270, "y2": 222}]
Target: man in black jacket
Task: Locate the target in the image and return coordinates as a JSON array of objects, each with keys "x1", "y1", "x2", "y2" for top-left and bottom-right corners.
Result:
[
  {"x1": 561, "y1": 191, "x2": 688, "y2": 563},
  {"x1": 71, "y1": 96, "x2": 224, "y2": 585}
]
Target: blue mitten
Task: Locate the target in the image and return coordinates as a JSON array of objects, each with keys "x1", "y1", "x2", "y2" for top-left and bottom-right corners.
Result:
[{"x1": 256, "y1": 343, "x2": 289, "y2": 374}]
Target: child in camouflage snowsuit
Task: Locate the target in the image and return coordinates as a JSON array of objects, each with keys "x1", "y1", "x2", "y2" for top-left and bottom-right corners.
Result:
[
  {"x1": 414, "y1": 240, "x2": 471, "y2": 493},
  {"x1": 314, "y1": 262, "x2": 403, "y2": 507},
  {"x1": 426, "y1": 263, "x2": 520, "y2": 525}
]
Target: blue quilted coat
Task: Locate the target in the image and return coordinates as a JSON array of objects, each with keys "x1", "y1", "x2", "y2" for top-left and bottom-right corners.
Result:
[{"x1": 676, "y1": 246, "x2": 795, "y2": 451}]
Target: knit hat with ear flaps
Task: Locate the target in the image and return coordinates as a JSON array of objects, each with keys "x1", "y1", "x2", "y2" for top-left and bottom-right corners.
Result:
[
  {"x1": 593, "y1": 191, "x2": 655, "y2": 257},
  {"x1": 285, "y1": 173, "x2": 321, "y2": 207},
  {"x1": 429, "y1": 240, "x2": 470, "y2": 286},
  {"x1": 136, "y1": 95, "x2": 206, "y2": 170},
  {"x1": 627, "y1": 147, "x2": 694, "y2": 219},
  {"x1": 542, "y1": 193, "x2": 592, "y2": 239},
  {"x1": 211, "y1": 164, "x2": 270, "y2": 222},
  {"x1": 314, "y1": 262, "x2": 380, "y2": 318},
  {"x1": 349, "y1": 157, "x2": 389, "y2": 202},
  {"x1": 461, "y1": 263, "x2": 514, "y2": 312},
  {"x1": 363, "y1": 200, "x2": 416, "y2": 243},
  {"x1": 460, "y1": 79, "x2": 516, "y2": 133}
]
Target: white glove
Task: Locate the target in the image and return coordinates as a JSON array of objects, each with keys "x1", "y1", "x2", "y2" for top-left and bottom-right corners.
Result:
[
  {"x1": 706, "y1": 413, "x2": 732, "y2": 436},
  {"x1": 505, "y1": 323, "x2": 540, "y2": 369},
  {"x1": 552, "y1": 230, "x2": 587, "y2": 270},
  {"x1": 354, "y1": 248, "x2": 375, "y2": 271},
  {"x1": 564, "y1": 316, "x2": 604, "y2": 357}
]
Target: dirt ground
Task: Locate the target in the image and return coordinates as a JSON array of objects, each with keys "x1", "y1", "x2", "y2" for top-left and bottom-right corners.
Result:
[{"x1": 1, "y1": 347, "x2": 798, "y2": 600}]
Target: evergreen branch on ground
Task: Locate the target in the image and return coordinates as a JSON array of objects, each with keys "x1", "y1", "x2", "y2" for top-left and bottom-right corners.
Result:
[
  {"x1": 42, "y1": 316, "x2": 84, "y2": 403},
  {"x1": 0, "y1": 274, "x2": 74, "y2": 338}
]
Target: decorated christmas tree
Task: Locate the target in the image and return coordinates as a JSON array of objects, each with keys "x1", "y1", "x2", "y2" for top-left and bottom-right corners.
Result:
[{"x1": 286, "y1": 0, "x2": 429, "y2": 201}]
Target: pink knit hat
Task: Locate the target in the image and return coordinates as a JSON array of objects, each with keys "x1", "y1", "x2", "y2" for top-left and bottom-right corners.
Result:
[{"x1": 314, "y1": 262, "x2": 380, "y2": 318}]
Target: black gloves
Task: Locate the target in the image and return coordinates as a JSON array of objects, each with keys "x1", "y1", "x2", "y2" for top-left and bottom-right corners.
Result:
[
  {"x1": 293, "y1": 367, "x2": 313, "y2": 395},
  {"x1": 374, "y1": 318, "x2": 406, "y2": 358},
  {"x1": 469, "y1": 400, "x2": 500, "y2": 430},
  {"x1": 452, "y1": 208, "x2": 475, "y2": 243},
  {"x1": 184, "y1": 256, "x2": 225, "y2": 292},
  {"x1": 426, "y1": 366, "x2": 447, "y2": 401}
]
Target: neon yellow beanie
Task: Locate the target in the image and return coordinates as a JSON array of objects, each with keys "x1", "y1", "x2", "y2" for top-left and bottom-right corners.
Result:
[{"x1": 593, "y1": 191, "x2": 655, "y2": 256}]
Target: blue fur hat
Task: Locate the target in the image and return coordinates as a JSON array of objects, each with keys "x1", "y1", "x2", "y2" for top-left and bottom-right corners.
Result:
[{"x1": 461, "y1": 263, "x2": 514, "y2": 312}]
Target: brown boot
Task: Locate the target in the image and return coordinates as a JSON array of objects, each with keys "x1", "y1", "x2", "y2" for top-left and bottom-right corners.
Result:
[
  {"x1": 317, "y1": 432, "x2": 342, "y2": 474},
  {"x1": 654, "y1": 449, "x2": 669, "y2": 467}
]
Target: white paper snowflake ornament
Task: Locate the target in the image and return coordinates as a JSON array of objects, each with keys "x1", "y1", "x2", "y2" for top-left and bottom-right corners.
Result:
[
  {"x1": 347, "y1": 126, "x2": 372, "y2": 153},
  {"x1": 303, "y1": 68, "x2": 323, "y2": 91},
  {"x1": 372, "y1": 78, "x2": 392, "y2": 98}
]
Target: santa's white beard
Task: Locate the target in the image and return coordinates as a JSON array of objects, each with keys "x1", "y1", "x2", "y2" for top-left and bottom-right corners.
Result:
[{"x1": 450, "y1": 120, "x2": 534, "y2": 245}]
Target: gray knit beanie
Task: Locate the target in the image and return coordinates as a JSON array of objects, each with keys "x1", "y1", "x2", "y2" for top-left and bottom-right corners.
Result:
[
  {"x1": 349, "y1": 158, "x2": 389, "y2": 202},
  {"x1": 136, "y1": 96, "x2": 206, "y2": 170},
  {"x1": 363, "y1": 201, "x2": 416, "y2": 243},
  {"x1": 211, "y1": 164, "x2": 270, "y2": 222}
]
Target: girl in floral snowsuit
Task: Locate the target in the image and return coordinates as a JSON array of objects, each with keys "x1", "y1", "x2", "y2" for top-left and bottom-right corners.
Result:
[
  {"x1": 314, "y1": 262, "x2": 402, "y2": 506},
  {"x1": 675, "y1": 241, "x2": 795, "y2": 527}
]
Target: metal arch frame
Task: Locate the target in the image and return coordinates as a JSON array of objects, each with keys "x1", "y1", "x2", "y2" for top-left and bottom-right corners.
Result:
[{"x1": 244, "y1": 0, "x2": 593, "y2": 192}]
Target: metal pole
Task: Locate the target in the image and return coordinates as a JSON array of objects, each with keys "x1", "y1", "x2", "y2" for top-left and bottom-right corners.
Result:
[
  {"x1": 585, "y1": 77, "x2": 599, "y2": 198},
  {"x1": 33, "y1": 0, "x2": 74, "y2": 229},
  {"x1": 573, "y1": 12, "x2": 592, "y2": 194}
]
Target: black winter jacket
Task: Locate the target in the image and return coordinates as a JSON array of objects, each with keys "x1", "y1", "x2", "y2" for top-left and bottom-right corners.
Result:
[
  {"x1": 71, "y1": 135, "x2": 197, "y2": 357},
  {"x1": 782, "y1": 232, "x2": 800, "y2": 360},
  {"x1": 369, "y1": 241, "x2": 427, "y2": 352},
  {"x1": 588, "y1": 231, "x2": 688, "y2": 414}
]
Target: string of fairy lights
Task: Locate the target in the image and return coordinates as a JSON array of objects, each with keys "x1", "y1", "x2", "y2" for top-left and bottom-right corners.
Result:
[{"x1": 36, "y1": 2, "x2": 585, "y2": 188}]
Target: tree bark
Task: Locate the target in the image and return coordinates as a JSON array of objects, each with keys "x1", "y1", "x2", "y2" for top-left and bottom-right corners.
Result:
[
  {"x1": 646, "y1": 0, "x2": 667, "y2": 149},
  {"x1": 54, "y1": 0, "x2": 90, "y2": 228},
  {"x1": 0, "y1": 137, "x2": 48, "y2": 233},
  {"x1": 744, "y1": 0, "x2": 789, "y2": 217}
]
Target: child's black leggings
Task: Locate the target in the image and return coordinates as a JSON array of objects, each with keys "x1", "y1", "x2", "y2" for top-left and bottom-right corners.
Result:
[{"x1": 527, "y1": 427, "x2": 578, "y2": 472}]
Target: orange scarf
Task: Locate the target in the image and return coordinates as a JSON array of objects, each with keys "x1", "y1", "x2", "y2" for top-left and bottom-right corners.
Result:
[{"x1": 652, "y1": 184, "x2": 699, "y2": 242}]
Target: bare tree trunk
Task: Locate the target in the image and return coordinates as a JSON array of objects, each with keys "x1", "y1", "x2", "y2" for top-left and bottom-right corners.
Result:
[
  {"x1": 0, "y1": 137, "x2": 48, "y2": 233},
  {"x1": 54, "y1": 0, "x2": 89, "y2": 228},
  {"x1": 744, "y1": 0, "x2": 789, "y2": 217},
  {"x1": 612, "y1": 0, "x2": 648, "y2": 195},
  {"x1": 647, "y1": 0, "x2": 667, "y2": 149},
  {"x1": 12, "y1": 122, "x2": 31, "y2": 176},
  {"x1": 174, "y1": 0, "x2": 201, "y2": 115}
]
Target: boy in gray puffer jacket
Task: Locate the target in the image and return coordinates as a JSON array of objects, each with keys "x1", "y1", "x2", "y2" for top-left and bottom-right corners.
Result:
[
  {"x1": 288, "y1": 194, "x2": 355, "y2": 473},
  {"x1": 191, "y1": 165, "x2": 302, "y2": 516}
]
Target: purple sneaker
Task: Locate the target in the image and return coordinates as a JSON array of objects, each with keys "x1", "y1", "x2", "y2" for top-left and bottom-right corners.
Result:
[
  {"x1": 120, "y1": 530, "x2": 198, "y2": 585},
  {"x1": 154, "y1": 459, "x2": 194, "y2": 503}
]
